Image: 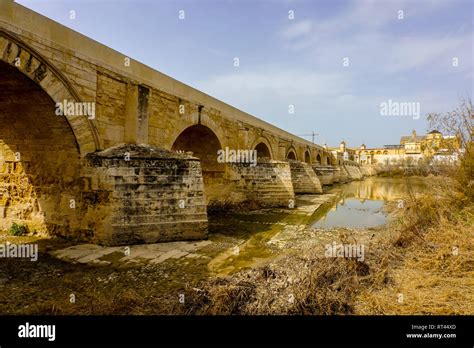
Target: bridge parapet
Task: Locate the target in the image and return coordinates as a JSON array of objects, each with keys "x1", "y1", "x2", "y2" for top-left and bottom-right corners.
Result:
[{"x1": 343, "y1": 160, "x2": 360, "y2": 167}]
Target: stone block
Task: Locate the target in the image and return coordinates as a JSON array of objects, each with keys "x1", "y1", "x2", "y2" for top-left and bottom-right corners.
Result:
[{"x1": 289, "y1": 160, "x2": 323, "y2": 194}]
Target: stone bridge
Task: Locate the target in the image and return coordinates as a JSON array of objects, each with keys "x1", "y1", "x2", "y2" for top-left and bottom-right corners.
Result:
[{"x1": 0, "y1": 1, "x2": 369, "y2": 245}]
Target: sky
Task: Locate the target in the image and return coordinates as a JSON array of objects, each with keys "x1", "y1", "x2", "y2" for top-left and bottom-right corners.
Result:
[{"x1": 17, "y1": 0, "x2": 473, "y2": 148}]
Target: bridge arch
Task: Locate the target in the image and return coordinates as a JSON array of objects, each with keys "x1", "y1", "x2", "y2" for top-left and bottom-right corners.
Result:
[
  {"x1": 286, "y1": 147, "x2": 298, "y2": 161},
  {"x1": 251, "y1": 136, "x2": 273, "y2": 160},
  {"x1": 254, "y1": 143, "x2": 271, "y2": 160},
  {"x1": 316, "y1": 153, "x2": 322, "y2": 164},
  {"x1": 171, "y1": 111, "x2": 227, "y2": 150},
  {"x1": 304, "y1": 150, "x2": 311, "y2": 164},
  {"x1": 0, "y1": 57, "x2": 85, "y2": 236},
  {"x1": 172, "y1": 124, "x2": 225, "y2": 204},
  {"x1": 0, "y1": 30, "x2": 100, "y2": 155}
]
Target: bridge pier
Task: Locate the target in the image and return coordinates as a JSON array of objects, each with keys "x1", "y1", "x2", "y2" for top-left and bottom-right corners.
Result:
[
  {"x1": 343, "y1": 163, "x2": 363, "y2": 180},
  {"x1": 82, "y1": 144, "x2": 208, "y2": 245},
  {"x1": 312, "y1": 165, "x2": 336, "y2": 186},
  {"x1": 223, "y1": 159, "x2": 295, "y2": 208},
  {"x1": 289, "y1": 160, "x2": 323, "y2": 194},
  {"x1": 336, "y1": 166, "x2": 350, "y2": 183},
  {"x1": 332, "y1": 167, "x2": 341, "y2": 183}
]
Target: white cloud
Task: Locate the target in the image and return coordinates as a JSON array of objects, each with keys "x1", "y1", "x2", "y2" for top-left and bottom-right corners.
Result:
[
  {"x1": 281, "y1": 20, "x2": 313, "y2": 40},
  {"x1": 381, "y1": 34, "x2": 470, "y2": 73},
  {"x1": 281, "y1": 0, "x2": 452, "y2": 44},
  {"x1": 195, "y1": 0, "x2": 471, "y2": 146},
  {"x1": 279, "y1": 0, "x2": 465, "y2": 76},
  {"x1": 195, "y1": 69, "x2": 348, "y2": 99}
]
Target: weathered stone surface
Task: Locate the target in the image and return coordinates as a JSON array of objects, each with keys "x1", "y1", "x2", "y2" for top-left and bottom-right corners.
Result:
[
  {"x1": 51, "y1": 240, "x2": 212, "y2": 265},
  {"x1": 289, "y1": 161, "x2": 323, "y2": 194},
  {"x1": 224, "y1": 160, "x2": 296, "y2": 207},
  {"x1": 313, "y1": 165, "x2": 336, "y2": 186},
  {"x1": 82, "y1": 144, "x2": 208, "y2": 245},
  {"x1": 344, "y1": 164, "x2": 363, "y2": 180},
  {"x1": 0, "y1": 62, "x2": 84, "y2": 237}
]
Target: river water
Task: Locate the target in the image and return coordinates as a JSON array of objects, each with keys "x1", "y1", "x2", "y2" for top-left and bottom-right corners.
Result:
[
  {"x1": 208, "y1": 176, "x2": 430, "y2": 275},
  {"x1": 312, "y1": 176, "x2": 429, "y2": 229}
]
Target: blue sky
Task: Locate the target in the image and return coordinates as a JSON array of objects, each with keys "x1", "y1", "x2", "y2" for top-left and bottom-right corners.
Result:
[{"x1": 17, "y1": 0, "x2": 473, "y2": 147}]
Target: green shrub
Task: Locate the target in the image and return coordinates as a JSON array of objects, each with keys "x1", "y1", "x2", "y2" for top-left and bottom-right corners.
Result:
[{"x1": 9, "y1": 222, "x2": 28, "y2": 236}]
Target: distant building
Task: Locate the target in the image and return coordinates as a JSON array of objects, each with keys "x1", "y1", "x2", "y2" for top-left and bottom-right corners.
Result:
[
  {"x1": 331, "y1": 130, "x2": 460, "y2": 166},
  {"x1": 330, "y1": 140, "x2": 358, "y2": 165}
]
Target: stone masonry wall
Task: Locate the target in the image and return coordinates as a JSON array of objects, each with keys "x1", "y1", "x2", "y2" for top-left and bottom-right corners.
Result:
[
  {"x1": 0, "y1": 61, "x2": 85, "y2": 237},
  {"x1": 344, "y1": 165, "x2": 363, "y2": 180},
  {"x1": 313, "y1": 165, "x2": 336, "y2": 186},
  {"x1": 332, "y1": 167, "x2": 342, "y2": 183},
  {"x1": 338, "y1": 166, "x2": 351, "y2": 183},
  {"x1": 82, "y1": 144, "x2": 208, "y2": 245},
  {"x1": 223, "y1": 160, "x2": 295, "y2": 207},
  {"x1": 289, "y1": 161, "x2": 323, "y2": 194}
]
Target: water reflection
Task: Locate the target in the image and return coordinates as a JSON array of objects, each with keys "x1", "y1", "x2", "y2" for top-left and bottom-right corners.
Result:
[
  {"x1": 330, "y1": 176, "x2": 429, "y2": 201},
  {"x1": 209, "y1": 177, "x2": 431, "y2": 275},
  {"x1": 312, "y1": 199, "x2": 386, "y2": 229},
  {"x1": 311, "y1": 177, "x2": 429, "y2": 229}
]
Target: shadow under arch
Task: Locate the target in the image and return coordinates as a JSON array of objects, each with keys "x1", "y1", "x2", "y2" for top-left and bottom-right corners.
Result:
[
  {"x1": 0, "y1": 29, "x2": 100, "y2": 155},
  {"x1": 304, "y1": 150, "x2": 311, "y2": 164},
  {"x1": 255, "y1": 142, "x2": 271, "y2": 160},
  {"x1": 171, "y1": 124, "x2": 225, "y2": 206},
  {"x1": 287, "y1": 148, "x2": 297, "y2": 161},
  {"x1": 251, "y1": 136, "x2": 273, "y2": 161},
  {"x1": 0, "y1": 60, "x2": 83, "y2": 237},
  {"x1": 316, "y1": 153, "x2": 322, "y2": 164}
]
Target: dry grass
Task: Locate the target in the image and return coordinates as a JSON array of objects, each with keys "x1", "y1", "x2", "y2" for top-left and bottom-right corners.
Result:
[
  {"x1": 192, "y1": 136, "x2": 474, "y2": 315},
  {"x1": 178, "y1": 255, "x2": 370, "y2": 315},
  {"x1": 172, "y1": 228, "x2": 393, "y2": 315},
  {"x1": 176, "y1": 176, "x2": 473, "y2": 315},
  {"x1": 356, "y1": 200, "x2": 474, "y2": 315}
]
